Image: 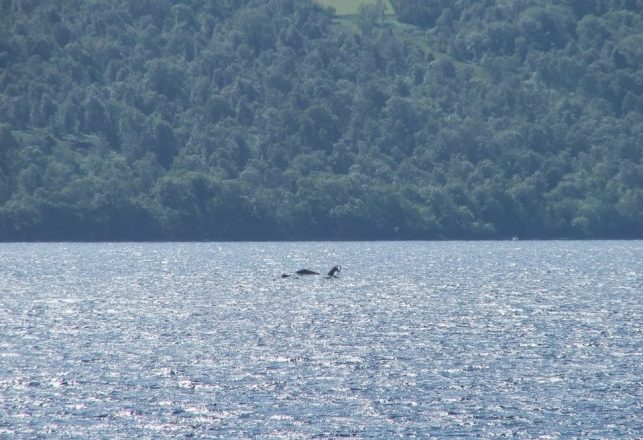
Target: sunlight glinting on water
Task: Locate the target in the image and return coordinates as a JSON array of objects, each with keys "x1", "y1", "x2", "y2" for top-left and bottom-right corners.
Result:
[{"x1": 0, "y1": 241, "x2": 641, "y2": 438}]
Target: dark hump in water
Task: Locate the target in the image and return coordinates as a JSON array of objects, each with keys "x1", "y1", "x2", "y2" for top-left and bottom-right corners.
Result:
[{"x1": 295, "y1": 269, "x2": 319, "y2": 275}]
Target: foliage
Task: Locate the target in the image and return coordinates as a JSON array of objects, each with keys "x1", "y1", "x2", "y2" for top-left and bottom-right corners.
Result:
[{"x1": 0, "y1": 0, "x2": 641, "y2": 240}]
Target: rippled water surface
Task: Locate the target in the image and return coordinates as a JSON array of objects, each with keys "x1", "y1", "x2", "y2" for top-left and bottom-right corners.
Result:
[{"x1": 1, "y1": 241, "x2": 641, "y2": 438}]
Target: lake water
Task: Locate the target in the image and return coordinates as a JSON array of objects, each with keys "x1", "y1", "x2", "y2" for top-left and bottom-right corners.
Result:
[{"x1": 0, "y1": 241, "x2": 641, "y2": 438}]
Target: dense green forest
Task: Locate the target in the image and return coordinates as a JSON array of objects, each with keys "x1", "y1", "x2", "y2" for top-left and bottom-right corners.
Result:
[{"x1": 0, "y1": 0, "x2": 641, "y2": 240}]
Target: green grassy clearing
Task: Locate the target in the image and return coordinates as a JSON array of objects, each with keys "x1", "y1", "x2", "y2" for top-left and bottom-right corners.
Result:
[{"x1": 317, "y1": 0, "x2": 394, "y2": 16}]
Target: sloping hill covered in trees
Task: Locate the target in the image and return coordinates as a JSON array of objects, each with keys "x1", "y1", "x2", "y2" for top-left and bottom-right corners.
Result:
[{"x1": 0, "y1": 0, "x2": 641, "y2": 240}]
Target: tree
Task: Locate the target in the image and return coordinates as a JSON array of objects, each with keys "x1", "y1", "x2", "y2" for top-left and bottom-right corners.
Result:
[{"x1": 0, "y1": 0, "x2": 641, "y2": 240}]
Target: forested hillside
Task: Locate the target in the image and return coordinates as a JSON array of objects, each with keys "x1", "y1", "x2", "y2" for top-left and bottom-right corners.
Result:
[{"x1": 0, "y1": 0, "x2": 641, "y2": 240}]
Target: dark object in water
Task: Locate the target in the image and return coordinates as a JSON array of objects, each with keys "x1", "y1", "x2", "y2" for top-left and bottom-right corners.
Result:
[
  {"x1": 327, "y1": 266, "x2": 341, "y2": 277},
  {"x1": 277, "y1": 266, "x2": 341, "y2": 279},
  {"x1": 296, "y1": 269, "x2": 319, "y2": 275}
]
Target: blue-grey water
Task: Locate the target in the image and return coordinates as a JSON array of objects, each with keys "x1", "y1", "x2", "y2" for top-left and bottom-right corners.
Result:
[{"x1": 1, "y1": 241, "x2": 641, "y2": 438}]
